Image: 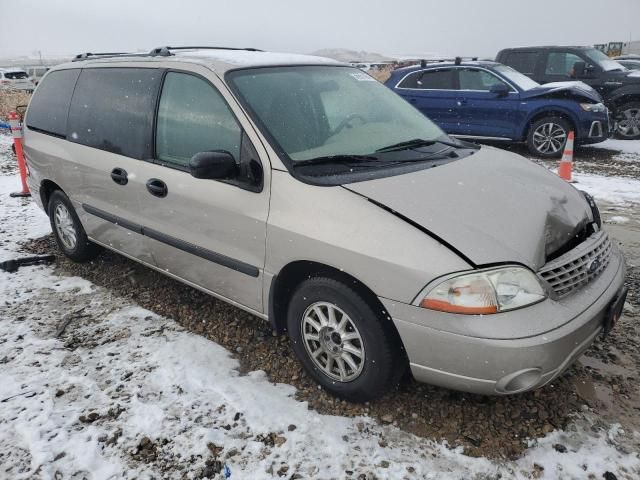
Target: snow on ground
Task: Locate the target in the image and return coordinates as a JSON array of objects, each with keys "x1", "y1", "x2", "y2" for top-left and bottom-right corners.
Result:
[
  {"x1": 591, "y1": 139, "x2": 640, "y2": 162},
  {"x1": 1, "y1": 139, "x2": 639, "y2": 478},
  {"x1": 571, "y1": 172, "x2": 640, "y2": 205}
]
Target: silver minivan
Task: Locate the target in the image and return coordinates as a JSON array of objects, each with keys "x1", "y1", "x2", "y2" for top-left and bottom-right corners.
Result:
[{"x1": 23, "y1": 47, "x2": 627, "y2": 402}]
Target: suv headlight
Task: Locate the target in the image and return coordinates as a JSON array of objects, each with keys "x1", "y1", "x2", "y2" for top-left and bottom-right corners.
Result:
[
  {"x1": 418, "y1": 266, "x2": 547, "y2": 314},
  {"x1": 580, "y1": 102, "x2": 606, "y2": 113}
]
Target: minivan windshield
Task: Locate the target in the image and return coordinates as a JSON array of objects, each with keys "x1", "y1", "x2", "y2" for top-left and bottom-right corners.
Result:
[
  {"x1": 584, "y1": 48, "x2": 626, "y2": 72},
  {"x1": 227, "y1": 66, "x2": 445, "y2": 163}
]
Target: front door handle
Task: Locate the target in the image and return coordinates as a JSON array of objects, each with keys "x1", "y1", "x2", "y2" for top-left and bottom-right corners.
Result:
[
  {"x1": 146, "y1": 178, "x2": 168, "y2": 198},
  {"x1": 110, "y1": 168, "x2": 128, "y2": 185}
]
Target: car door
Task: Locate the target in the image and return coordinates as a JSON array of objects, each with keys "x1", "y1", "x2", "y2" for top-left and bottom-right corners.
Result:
[
  {"x1": 453, "y1": 67, "x2": 519, "y2": 139},
  {"x1": 66, "y1": 66, "x2": 162, "y2": 265},
  {"x1": 394, "y1": 68, "x2": 461, "y2": 133},
  {"x1": 541, "y1": 51, "x2": 588, "y2": 84},
  {"x1": 136, "y1": 68, "x2": 269, "y2": 313}
]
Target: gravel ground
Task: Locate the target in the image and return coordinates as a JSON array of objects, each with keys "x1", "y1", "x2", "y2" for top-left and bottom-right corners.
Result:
[
  {"x1": 21, "y1": 190, "x2": 640, "y2": 463},
  {"x1": 6, "y1": 133, "x2": 640, "y2": 463}
]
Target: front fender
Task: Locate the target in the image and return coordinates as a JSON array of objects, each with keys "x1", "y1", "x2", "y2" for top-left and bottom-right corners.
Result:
[{"x1": 519, "y1": 104, "x2": 582, "y2": 139}]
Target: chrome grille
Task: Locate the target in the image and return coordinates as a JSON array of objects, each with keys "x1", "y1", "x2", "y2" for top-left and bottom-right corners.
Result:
[{"x1": 538, "y1": 231, "x2": 612, "y2": 298}]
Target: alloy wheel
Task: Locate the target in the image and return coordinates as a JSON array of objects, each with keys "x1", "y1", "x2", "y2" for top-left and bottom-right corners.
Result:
[
  {"x1": 617, "y1": 107, "x2": 640, "y2": 138},
  {"x1": 532, "y1": 122, "x2": 567, "y2": 154},
  {"x1": 54, "y1": 203, "x2": 78, "y2": 250},
  {"x1": 301, "y1": 302, "x2": 365, "y2": 382}
]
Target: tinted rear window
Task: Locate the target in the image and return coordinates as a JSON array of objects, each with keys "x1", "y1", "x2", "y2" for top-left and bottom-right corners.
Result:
[
  {"x1": 397, "y1": 69, "x2": 454, "y2": 89},
  {"x1": 5, "y1": 71, "x2": 28, "y2": 79},
  {"x1": 503, "y1": 52, "x2": 538, "y2": 74},
  {"x1": 26, "y1": 69, "x2": 80, "y2": 137},
  {"x1": 67, "y1": 68, "x2": 161, "y2": 159}
]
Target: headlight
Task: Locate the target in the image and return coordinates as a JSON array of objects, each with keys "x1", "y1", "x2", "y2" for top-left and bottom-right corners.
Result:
[
  {"x1": 580, "y1": 102, "x2": 606, "y2": 113},
  {"x1": 418, "y1": 266, "x2": 546, "y2": 314}
]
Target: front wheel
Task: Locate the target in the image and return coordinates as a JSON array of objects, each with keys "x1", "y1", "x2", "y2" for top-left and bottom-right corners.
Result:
[
  {"x1": 48, "y1": 190, "x2": 101, "y2": 262},
  {"x1": 526, "y1": 116, "x2": 571, "y2": 158},
  {"x1": 287, "y1": 277, "x2": 404, "y2": 402},
  {"x1": 615, "y1": 102, "x2": 640, "y2": 140}
]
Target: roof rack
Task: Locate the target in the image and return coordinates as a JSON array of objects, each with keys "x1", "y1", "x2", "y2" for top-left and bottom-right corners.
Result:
[
  {"x1": 73, "y1": 52, "x2": 137, "y2": 61},
  {"x1": 149, "y1": 46, "x2": 263, "y2": 57},
  {"x1": 419, "y1": 56, "x2": 479, "y2": 67},
  {"x1": 73, "y1": 46, "x2": 263, "y2": 62}
]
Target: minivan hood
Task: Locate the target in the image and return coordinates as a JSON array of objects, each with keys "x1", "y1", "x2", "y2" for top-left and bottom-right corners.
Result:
[
  {"x1": 520, "y1": 81, "x2": 602, "y2": 103},
  {"x1": 344, "y1": 146, "x2": 592, "y2": 270}
]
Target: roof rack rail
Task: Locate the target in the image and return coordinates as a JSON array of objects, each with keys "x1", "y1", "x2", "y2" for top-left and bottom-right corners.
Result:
[
  {"x1": 73, "y1": 52, "x2": 132, "y2": 61},
  {"x1": 149, "y1": 46, "x2": 263, "y2": 57},
  {"x1": 419, "y1": 56, "x2": 479, "y2": 67}
]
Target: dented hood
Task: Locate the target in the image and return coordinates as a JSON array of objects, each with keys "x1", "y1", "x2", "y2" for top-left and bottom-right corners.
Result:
[
  {"x1": 520, "y1": 81, "x2": 602, "y2": 103},
  {"x1": 344, "y1": 147, "x2": 592, "y2": 270}
]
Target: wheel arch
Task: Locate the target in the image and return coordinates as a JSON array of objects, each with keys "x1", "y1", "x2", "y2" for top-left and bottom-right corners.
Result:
[
  {"x1": 609, "y1": 91, "x2": 640, "y2": 109},
  {"x1": 39, "y1": 179, "x2": 64, "y2": 215},
  {"x1": 268, "y1": 261, "x2": 403, "y2": 345},
  {"x1": 522, "y1": 108, "x2": 578, "y2": 140}
]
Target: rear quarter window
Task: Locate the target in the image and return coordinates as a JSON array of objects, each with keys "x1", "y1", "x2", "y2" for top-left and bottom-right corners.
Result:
[
  {"x1": 5, "y1": 71, "x2": 28, "y2": 79},
  {"x1": 26, "y1": 69, "x2": 81, "y2": 137},
  {"x1": 503, "y1": 52, "x2": 538, "y2": 75},
  {"x1": 397, "y1": 69, "x2": 454, "y2": 89},
  {"x1": 67, "y1": 68, "x2": 161, "y2": 159}
]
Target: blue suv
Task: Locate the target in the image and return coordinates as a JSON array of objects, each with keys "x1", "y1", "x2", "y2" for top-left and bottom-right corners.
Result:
[{"x1": 385, "y1": 59, "x2": 612, "y2": 158}]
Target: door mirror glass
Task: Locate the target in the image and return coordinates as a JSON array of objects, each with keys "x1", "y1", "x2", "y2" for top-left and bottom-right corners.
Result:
[
  {"x1": 189, "y1": 151, "x2": 237, "y2": 180},
  {"x1": 489, "y1": 83, "x2": 510, "y2": 97}
]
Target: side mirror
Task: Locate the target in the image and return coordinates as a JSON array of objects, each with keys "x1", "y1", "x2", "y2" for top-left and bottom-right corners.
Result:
[
  {"x1": 189, "y1": 151, "x2": 237, "y2": 180},
  {"x1": 572, "y1": 61, "x2": 587, "y2": 78},
  {"x1": 490, "y1": 83, "x2": 510, "y2": 97}
]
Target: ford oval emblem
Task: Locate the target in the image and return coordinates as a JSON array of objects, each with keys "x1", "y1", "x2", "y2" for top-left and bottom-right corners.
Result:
[{"x1": 588, "y1": 259, "x2": 601, "y2": 274}]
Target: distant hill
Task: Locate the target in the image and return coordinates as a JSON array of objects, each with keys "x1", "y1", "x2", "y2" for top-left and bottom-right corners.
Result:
[
  {"x1": 310, "y1": 48, "x2": 448, "y2": 63},
  {"x1": 311, "y1": 48, "x2": 395, "y2": 63}
]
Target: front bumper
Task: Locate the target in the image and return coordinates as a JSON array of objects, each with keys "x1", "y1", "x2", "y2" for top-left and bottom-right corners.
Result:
[
  {"x1": 577, "y1": 109, "x2": 614, "y2": 144},
  {"x1": 382, "y1": 243, "x2": 626, "y2": 395}
]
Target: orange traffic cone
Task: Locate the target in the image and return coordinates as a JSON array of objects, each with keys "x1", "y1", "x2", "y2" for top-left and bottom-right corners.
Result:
[{"x1": 557, "y1": 131, "x2": 574, "y2": 182}]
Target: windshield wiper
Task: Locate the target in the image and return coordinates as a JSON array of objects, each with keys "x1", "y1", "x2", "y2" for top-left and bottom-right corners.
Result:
[
  {"x1": 375, "y1": 137, "x2": 469, "y2": 153},
  {"x1": 292, "y1": 154, "x2": 378, "y2": 167}
]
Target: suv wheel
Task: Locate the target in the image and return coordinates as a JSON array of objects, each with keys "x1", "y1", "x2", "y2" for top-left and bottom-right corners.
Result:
[
  {"x1": 48, "y1": 190, "x2": 101, "y2": 262},
  {"x1": 527, "y1": 116, "x2": 571, "y2": 158},
  {"x1": 287, "y1": 277, "x2": 404, "y2": 402},
  {"x1": 615, "y1": 102, "x2": 640, "y2": 140}
]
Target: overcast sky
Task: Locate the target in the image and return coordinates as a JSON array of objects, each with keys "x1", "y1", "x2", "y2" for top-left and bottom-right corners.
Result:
[{"x1": 2, "y1": 0, "x2": 639, "y2": 60}]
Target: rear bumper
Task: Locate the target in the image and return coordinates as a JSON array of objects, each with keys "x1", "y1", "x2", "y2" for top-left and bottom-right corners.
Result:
[{"x1": 382, "y1": 244, "x2": 626, "y2": 395}]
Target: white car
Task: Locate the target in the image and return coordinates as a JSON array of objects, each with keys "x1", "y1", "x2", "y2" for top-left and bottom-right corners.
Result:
[{"x1": 0, "y1": 68, "x2": 36, "y2": 92}]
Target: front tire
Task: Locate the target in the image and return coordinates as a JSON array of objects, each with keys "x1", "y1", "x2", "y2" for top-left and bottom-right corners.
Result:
[
  {"x1": 615, "y1": 102, "x2": 640, "y2": 140},
  {"x1": 526, "y1": 116, "x2": 571, "y2": 158},
  {"x1": 287, "y1": 277, "x2": 404, "y2": 402},
  {"x1": 48, "y1": 190, "x2": 100, "y2": 262}
]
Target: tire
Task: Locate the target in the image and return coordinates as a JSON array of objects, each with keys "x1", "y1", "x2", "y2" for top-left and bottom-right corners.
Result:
[
  {"x1": 614, "y1": 102, "x2": 640, "y2": 140},
  {"x1": 287, "y1": 277, "x2": 404, "y2": 402},
  {"x1": 48, "y1": 190, "x2": 100, "y2": 262},
  {"x1": 526, "y1": 116, "x2": 572, "y2": 158}
]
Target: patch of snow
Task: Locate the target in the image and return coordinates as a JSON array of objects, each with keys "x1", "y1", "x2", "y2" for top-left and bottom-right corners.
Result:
[
  {"x1": 590, "y1": 139, "x2": 640, "y2": 161},
  {"x1": 572, "y1": 172, "x2": 640, "y2": 205},
  {"x1": 608, "y1": 216, "x2": 630, "y2": 224}
]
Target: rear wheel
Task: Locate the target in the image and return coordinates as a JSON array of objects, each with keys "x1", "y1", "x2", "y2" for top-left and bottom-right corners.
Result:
[
  {"x1": 48, "y1": 190, "x2": 100, "y2": 262},
  {"x1": 527, "y1": 116, "x2": 571, "y2": 158},
  {"x1": 615, "y1": 102, "x2": 640, "y2": 140},
  {"x1": 287, "y1": 277, "x2": 404, "y2": 402}
]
